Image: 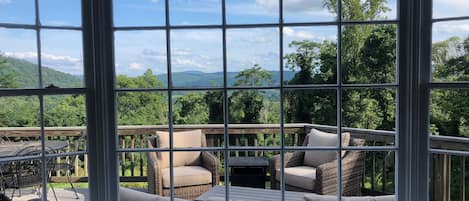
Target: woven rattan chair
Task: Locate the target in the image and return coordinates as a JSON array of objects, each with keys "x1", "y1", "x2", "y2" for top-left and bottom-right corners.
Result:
[
  {"x1": 270, "y1": 132, "x2": 365, "y2": 196},
  {"x1": 147, "y1": 130, "x2": 220, "y2": 201}
]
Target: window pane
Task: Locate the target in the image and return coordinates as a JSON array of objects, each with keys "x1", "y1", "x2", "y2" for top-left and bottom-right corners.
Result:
[
  {"x1": 432, "y1": 21, "x2": 469, "y2": 82},
  {"x1": 113, "y1": 0, "x2": 165, "y2": 27},
  {"x1": 39, "y1": 0, "x2": 82, "y2": 26},
  {"x1": 0, "y1": 96, "x2": 40, "y2": 159},
  {"x1": 169, "y1": 0, "x2": 221, "y2": 25},
  {"x1": 117, "y1": 91, "x2": 169, "y2": 149},
  {"x1": 41, "y1": 30, "x2": 84, "y2": 88},
  {"x1": 171, "y1": 29, "x2": 223, "y2": 88},
  {"x1": 283, "y1": 0, "x2": 336, "y2": 23},
  {"x1": 433, "y1": 0, "x2": 469, "y2": 19},
  {"x1": 284, "y1": 89, "x2": 337, "y2": 147},
  {"x1": 342, "y1": 88, "x2": 397, "y2": 146},
  {"x1": 228, "y1": 89, "x2": 280, "y2": 147},
  {"x1": 227, "y1": 28, "x2": 279, "y2": 87},
  {"x1": 429, "y1": 153, "x2": 468, "y2": 201},
  {"x1": 342, "y1": 0, "x2": 397, "y2": 21},
  {"x1": 0, "y1": 0, "x2": 35, "y2": 24},
  {"x1": 114, "y1": 30, "x2": 168, "y2": 88},
  {"x1": 430, "y1": 89, "x2": 469, "y2": 138},
  {"x1": 226, "y1": 0, "x2": 278, "y2": 24},
  {"x1": 342, "y1": 24, "x2": 397, "y2": 84},
  {"x1": 346, "y1": 151, "x2": 395, "y2": 198},
  {"x1": 0, "y1": 28, "x2": 38, "y2": 88},
  {"x1": 283, "y1": 26, "x2": 337, "y2": 85},
  {"x1": 228, "y1": 151, "x2": 279, "y2": 190}
]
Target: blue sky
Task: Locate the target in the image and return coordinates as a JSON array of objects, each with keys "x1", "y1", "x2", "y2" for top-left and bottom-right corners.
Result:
[{"x1": 0, "y1": 0, "x2": 468, "y2": 77}]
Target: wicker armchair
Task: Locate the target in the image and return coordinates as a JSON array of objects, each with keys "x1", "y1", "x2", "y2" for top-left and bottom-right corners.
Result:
[
  {"x1": 270, "y1": 134, "x2": 365, "y2": 196},
  {"x1": 147, "y1": 130, "x2": 220, "y2": 200}
]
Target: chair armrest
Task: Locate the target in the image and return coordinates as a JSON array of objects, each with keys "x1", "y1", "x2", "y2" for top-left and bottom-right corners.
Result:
[
  {"x1": 316, "y1": 151, "x2": 365, "y2": 195},
  {"x1": 202, "y1": 151, "x2": 220, "y2": 185},
  {"x1": 269, "y1": 152, "x2": 304, "y2": 189},
  {"x1": 147, "y1": 152, "x2": 163, "y2": 195}
]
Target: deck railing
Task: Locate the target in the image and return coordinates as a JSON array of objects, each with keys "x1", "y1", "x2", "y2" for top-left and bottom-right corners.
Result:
[{"x1": 0, "y1": 124, "x2": 464, "y2": 198}]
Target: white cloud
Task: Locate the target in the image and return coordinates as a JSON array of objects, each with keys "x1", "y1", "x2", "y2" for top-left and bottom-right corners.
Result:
[
  {"x1": 129, "y1": 62, "x2": 144, "y2": 70},
  {"x1": 256, "y1": 0, "x2": 324, "y2": 12},
  {"x1": 0, "y1": 0, "x2": 12, "y2": 4},
  {"x1": 284, "y1": 27, "x2": 315, "y2": 40}
]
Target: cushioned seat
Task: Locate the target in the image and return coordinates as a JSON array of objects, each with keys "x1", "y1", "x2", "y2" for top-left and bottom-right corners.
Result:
[
  {"x1": 162, "y1": 166, "x2": 212, "y2": 188},
  {"x1": 276, "y1": 166, "x2": 317, "y2": 190}
]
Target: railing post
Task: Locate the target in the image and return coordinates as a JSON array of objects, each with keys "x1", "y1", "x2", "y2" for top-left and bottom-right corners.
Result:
[{"x1": 461, "y1": 156, "x2": 466, "y2": 201}]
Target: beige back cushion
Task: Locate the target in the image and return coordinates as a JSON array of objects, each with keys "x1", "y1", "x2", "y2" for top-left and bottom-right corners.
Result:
[
  {"x1": 303, "y1": 129, "x2": 350, "y2": 167},
  {"x1": 156, "y1": 130, "x2": 203, "y2": 168}
]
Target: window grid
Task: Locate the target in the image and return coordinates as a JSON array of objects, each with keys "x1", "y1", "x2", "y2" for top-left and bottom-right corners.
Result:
[
  {"x1": 0, "y1": 0, "x2": 86, "y2": 200},
  {"x1": 111, "y1": 1, "x2": 400, "y2": 201},
  {"x1": 428, "y1": 11, "x2": 469, "y2": 156}
]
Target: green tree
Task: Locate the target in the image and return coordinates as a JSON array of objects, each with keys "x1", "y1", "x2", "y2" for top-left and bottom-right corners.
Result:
[
  {"x1": 116, "y1": 69, "x2": 168, "y2": 125},
  {"x1": 0, "y1": 54, "x2": 19, "y2": 88},
  {"x1": 205, "y1": 91, "x2": 224, "y2": 123},
  {"x1": 173, "y1": 93, "x2": 209, "y2": 124}
]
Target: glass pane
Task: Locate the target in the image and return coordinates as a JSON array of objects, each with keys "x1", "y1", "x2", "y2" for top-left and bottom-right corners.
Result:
[
  {"x1": 227, "y1": 28, "x2": 279, "y2": 87},
  {"x1": 0, "y1": 28, "x2": 38, "y2": 88},
  {"x1": 283, "y1": 26, "x2": 337, "y2": 85},
  {"x1": 432, "y1": 21, "x2": 469, "y2": 82},
  {"x1": 47, "y1": 154, "x2": 89, "y2": 200},
  {"x1": 117, "y1": 91, "x2": 168, "y2": 150},
  {"x1": 169, "y1": 0, "x2": 221, "y2": 25},
  {"x1": 0, "y1": 96, "x2": 40, "y2": 161},
  {"x1": 40, "y1": 0, "x2": 82, "y2": 26},
  {"x1": 430, "y1": 153, "x2": 468, "y2": 201},
  {"x1": 114, "y1": 30, "x2": 167, "y2": 88},
  {"x1": 41, "y1": 30, "x2": 84, "y2": 88},
  {"x1": 172, "y1": 90, "x2": 224, "y2": 148},
  {"x1": 279, "y1": 151, "x2": 338, "y2": 194},
  {"x1": 345, "y1": 151, "x2": 395, "y2": 198},
  {"x1": 0, "y1": 0, "x2": 35, "y2": 24},
  {"x1": 342, "y1": 88, "x2": 397, "y2": 146},
  {"x1": 113, "y1": 0, "x2": 165, "y2": 27},
  {"x1": 283, "y1": 0, "x2": 336, "y2": 23},
  {"x1": 119, "y1": 151, "x2": 157, "y2": 193},
  {"x1": 228, "y1": 89, "x2": 280, "y2": 147},
  {"x1": 433, "y1": 0, "x2": 469, "y2": 19},
  {"x1": 284, "y1": 89, "x2": 337, "y2": 147},
  {"x1": 342, "y1": 0, "x2": 397, "y2": 21},
  {"x1": 228, "y1": 150, "x2": 279, "y2": 190},
  {"x1": 342, "y1": 24, "x2": 397, "y2": 84},
  {"x1": 2, "y1": 158, "x2": 46, "y2": 199},
  {"x1": 226, "y1": 0, "x2": 278, "y2": 24},
  {"x1": 430, "y1": 89, "x2": 469, "y2": 138},
  {"x1": 171, "y1": 29, "x2": 223, "y2": 88}
]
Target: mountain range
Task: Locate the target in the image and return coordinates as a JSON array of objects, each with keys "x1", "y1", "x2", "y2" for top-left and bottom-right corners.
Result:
[{"x1": 1, "y1": 55, "x2": 296, "y2": 88}]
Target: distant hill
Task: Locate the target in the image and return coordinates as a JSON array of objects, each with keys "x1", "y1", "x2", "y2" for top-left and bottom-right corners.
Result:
[
  {"x1": 0, "y1": 55, "x2": 82, "y2": 88},
  {"x1": 157, "y1": 71, "x2": 296, "y2": 87}
]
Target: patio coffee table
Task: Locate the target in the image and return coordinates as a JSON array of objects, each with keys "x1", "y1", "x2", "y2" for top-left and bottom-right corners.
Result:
[{"x1": 195, "y1": 186, "x2": 305, "y2": 201}]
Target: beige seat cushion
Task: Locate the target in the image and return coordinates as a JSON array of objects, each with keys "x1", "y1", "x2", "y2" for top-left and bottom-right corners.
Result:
[
  {"x1": 156, "y1": 130, "x2": 204, "y2": 168},
  {"x1": 276, "y1": 166, "x2": 316, "y2": 190},
  {"x1": 162, "y1": 166, "x2": 212, "y2": 188},
  {"x1": 119, "y1": 187, "x2": 187, "y2": 201},
  {"x1": 304, "y1": 129, "x2": 350, "y2": 167}
]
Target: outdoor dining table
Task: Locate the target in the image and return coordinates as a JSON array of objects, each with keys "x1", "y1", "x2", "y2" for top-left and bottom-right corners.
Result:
[{"x1": 0, "y1": 140, "x2": 69, "y2": 159}]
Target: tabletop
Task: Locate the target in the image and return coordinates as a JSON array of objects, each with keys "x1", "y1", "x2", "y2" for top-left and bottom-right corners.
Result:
[
  {"x1": 0, "y1": 140, "x2": 69, "y2": 159},
  {"x1": 195, "y1": 186, "x2": 305, "y2": 201}
]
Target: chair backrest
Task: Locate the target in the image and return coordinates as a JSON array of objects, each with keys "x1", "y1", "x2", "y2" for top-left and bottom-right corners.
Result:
[{"x1": 148, "y1": 130, "x2": 207, "y2": 169}]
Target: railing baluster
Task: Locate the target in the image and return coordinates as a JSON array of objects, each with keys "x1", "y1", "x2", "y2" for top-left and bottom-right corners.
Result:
[
  {"x1": 461, "y1": 156, "x2": 465, "y2": 201},
  {"x1": 130, "y1": 136, "x2": 135, "y2": 177},
  {"x1": 382, "y1": 151, "x2": 387, "y2": 192},
  {"x1": 121, "y1": 137, "x2": 126, "y2": 176},
  {"x1": 140, "y1": 134, "x2": 144, "y2": 176},
  {"x1": 371, "y1": 141, "x2": 376, "y2": 191}
]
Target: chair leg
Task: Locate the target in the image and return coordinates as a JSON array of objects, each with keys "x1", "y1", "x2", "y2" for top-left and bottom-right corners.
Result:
[
  {"x1": 67, "y1": 171, "x2": 79, "y2": 199},
  {"x1": 10, "y1": 189, "x2": 15, "y2": 200},
  {"x1": 49, "y1": 183, "x2": 58, "y2": 201}
]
